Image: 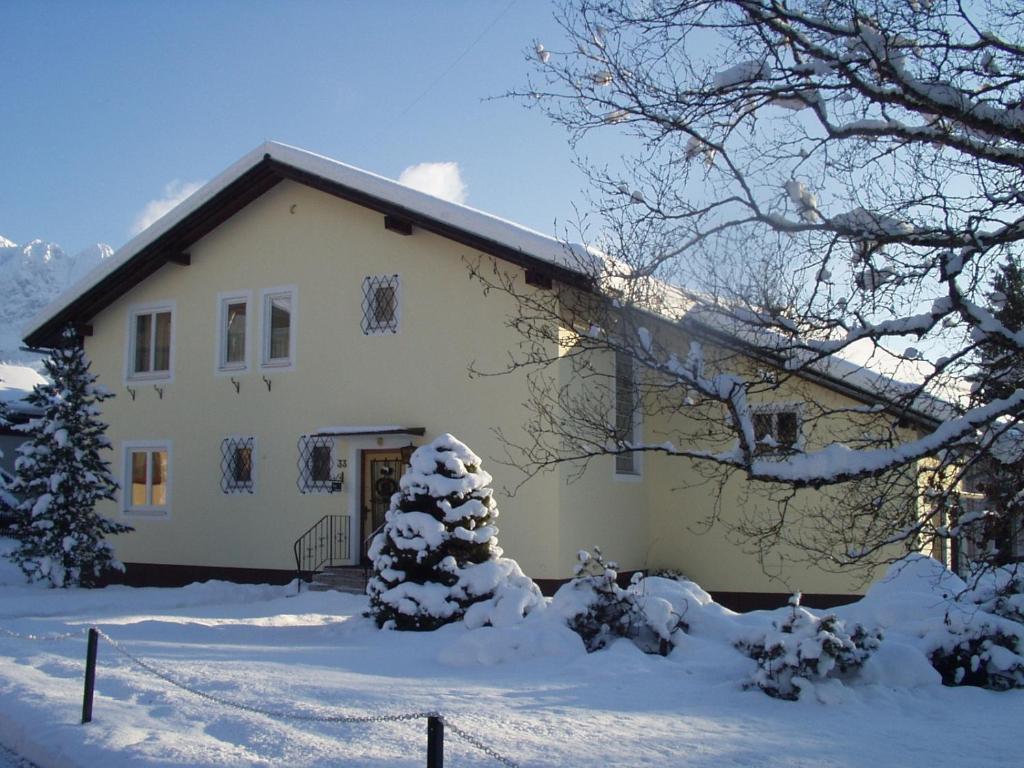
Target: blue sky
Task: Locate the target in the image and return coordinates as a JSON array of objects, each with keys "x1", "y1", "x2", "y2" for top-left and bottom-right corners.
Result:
[{"x1": 2, "y1": 1, "x2": 604, "y2": 254}]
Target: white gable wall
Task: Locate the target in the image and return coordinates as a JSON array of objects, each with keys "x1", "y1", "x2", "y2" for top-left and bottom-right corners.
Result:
[{"x1": 84, "y1": 180, "x2": 568, "y2": 577}]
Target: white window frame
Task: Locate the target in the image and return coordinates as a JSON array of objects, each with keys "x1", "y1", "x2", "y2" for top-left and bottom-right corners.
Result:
[
  {"x1": 361, "y1": 274, "x2": 401, "y2": 335},
  {"x1": 220, "y1": 435, "x2": 257, "y2": 495},
  {"x1": 750, "y1": 403, "x2": 804, "y2": 454},
  {"x1": 125, "y1": 301, "x2": 176, "y2": 383},
  {"x1": 215, "y1": 290, "x2": 252, "y2": 373},
  {"x1": 122, "y1": 440, "x2": 172, "y2": 517},
  {"x1": 613, "y1": 348, "x2": 643, "y2": 480},
  {"x1": 260, "y1": 285, "x2": 297, "y2": 370}
]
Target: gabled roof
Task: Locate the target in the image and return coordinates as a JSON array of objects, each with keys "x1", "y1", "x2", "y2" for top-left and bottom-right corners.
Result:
[
  {"x1": 23, "y1": 141, "x2": 943, "y2": 429},
  {"x1": 23, "y1": 141, "x2": 593, "y2": 349}
]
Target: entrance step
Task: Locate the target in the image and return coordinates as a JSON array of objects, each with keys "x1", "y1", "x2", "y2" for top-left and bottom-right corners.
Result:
[{"x1": 308, "y1": 567, "x2": 368, "y2": 595}]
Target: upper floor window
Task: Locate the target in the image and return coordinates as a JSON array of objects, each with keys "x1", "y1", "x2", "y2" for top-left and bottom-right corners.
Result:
[
  {"x1": 217, "y1": 292, "x2": 250, "y2": 371},
  {"x1": 262, "y1": 287, "x2": 296, "y2": 367},
  {"x1": 361, "y1": 274, "x2": 400, "y2": 334},
  {"x1": 124, "y1": 442, "x2": 171, "y2": 516},
  {"x1": 614, "y1": 349, "x2": 641, "y2": 476},
  {"x1": 752, "y1": 407, "x2": 801, "y2": 454},
  {"x1": 128, "y1": 305, "x2": 173, "y2": 380}
]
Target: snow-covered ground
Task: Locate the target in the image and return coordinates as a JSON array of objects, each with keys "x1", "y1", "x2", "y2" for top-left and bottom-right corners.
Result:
[{"x1": 0, "y1": 542, "x2": 1021, "y2": 768}]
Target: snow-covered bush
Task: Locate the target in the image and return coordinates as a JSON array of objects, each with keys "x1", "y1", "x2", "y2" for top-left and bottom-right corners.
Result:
[
  {"x1": 7, "y1": 328, "x2": 132, "y2": 587},
  {"x1": 551, "y1": 547, "x2": 686, "y2": 655},
  {"x1": 366, "y1": 434, "x2": 542, "y2": 631},
  {"x1": 926, "y1": 605, "x2": 1024, "y2": 691},
  {"x1": 964, "y1": 567, "x2": 1024, "y2": 625},
  {"x1": 737, "y1": 594, "x2": 881, "y2": 700},
  {"x1": 648, "y1": 567, "x2": 689, "y2": 582}
]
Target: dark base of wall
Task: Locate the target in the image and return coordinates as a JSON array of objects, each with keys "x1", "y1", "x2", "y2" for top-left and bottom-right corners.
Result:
[
  {"x1": 105, "y1": 562, "x2": 296, "y2": 588},
  {"x1": 107, "y1": 563, "x2": 860, "y2": 613},
  {"x1": 709, "y1": 591, "x2": 860, "y2": 612}
]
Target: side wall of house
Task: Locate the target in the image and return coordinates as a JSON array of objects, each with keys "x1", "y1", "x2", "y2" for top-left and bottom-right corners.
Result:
[{"x1": 84, "y1": 180, "x2": 566, "y2": 577}]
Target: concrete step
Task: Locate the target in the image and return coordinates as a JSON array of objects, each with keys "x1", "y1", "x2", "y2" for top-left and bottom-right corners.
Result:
[{"x1": 308, "y1": 567, "x2": 368, "y2": 594}]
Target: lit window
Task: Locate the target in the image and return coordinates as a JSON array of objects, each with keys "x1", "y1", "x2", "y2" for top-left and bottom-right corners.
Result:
[
  {"x1": 752, "y1": 408, "x2": 801, "y2": 454},
  {"x1": 262, "y1": 288, "x2": 296, "y2": 367},
  {"x1": 129, "y1": 308, "x2": 173, "y2": 378},
  {"x1": 125, "y1": 444, "x2": 170, "y2": 515},
  {"x1": 297, "y1": 435, "x2": 338, "y2": 493},
  {"x1": 615, "y1": 349, "x2": 640, "y2": 476},
  {"x1": 218, "y1": 294, "x2": 249, "y2": 370},
  {"x1": 220, "y1": 437, "x2": 255, "y2": 494},
  {"x1": 361, "y1": 275, "x2": 400, "y2": 334}
]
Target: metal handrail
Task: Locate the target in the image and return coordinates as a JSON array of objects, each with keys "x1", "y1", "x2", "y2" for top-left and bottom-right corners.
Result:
[
  {"x1": 293, "y1": 514, "x2": 350, "y2": 592},
  {"x1": 361, "y1": 521, "x2": 387, "y2": 571}
]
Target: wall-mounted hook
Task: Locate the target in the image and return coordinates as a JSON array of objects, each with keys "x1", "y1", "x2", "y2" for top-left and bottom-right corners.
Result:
[
  {"x1": 262, "y1": 375, "x2": 272, "y2": 392},
  {"x1": 230, "y1": 377, "x2": 240, "y2": 394},
  {"x1": 153, "y1": 385, "x2": 164, "y2": 400},
  {"x1": 126, "y1": 386, "x2": 136, "y2": 401}
]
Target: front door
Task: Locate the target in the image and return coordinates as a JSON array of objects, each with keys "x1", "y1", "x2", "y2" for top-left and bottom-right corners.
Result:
[{"x1": 361, "y1": 449, "x2": 404, "y2": 562}]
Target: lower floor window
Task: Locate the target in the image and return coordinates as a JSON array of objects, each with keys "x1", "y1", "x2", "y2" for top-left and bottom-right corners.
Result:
[
  {"x1": 220, "y1": 436, "x2": 256, "y2": 494},
  {"x1": 125, "y1": 444, "x2": 170, "y2": 514}
]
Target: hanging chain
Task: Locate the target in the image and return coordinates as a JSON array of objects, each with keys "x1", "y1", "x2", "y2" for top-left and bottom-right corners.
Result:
[
  {"x1": 2, "y1": 623, "x2": 522, "y2": 766},
  {"x1": 95, "y1": 628, "x2": 435, "y2": 724},
  {"x1": 445, "y1": 719, "x2": 522, "y2": 768}
]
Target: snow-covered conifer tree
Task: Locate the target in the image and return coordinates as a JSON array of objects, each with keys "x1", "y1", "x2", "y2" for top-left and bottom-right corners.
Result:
[
  {"x1": 0, "y1": 400, "x2": 15, "y2": 530},
  {"x1": 9, "y1": 327, "x2": 132, "y2": 587},
  {"x1": 367, "y1": 433, "x2": 541, "y2": 630}
]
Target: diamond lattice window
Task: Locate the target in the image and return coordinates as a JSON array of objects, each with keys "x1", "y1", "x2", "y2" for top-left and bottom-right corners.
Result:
[
  {"x1": 361, "y1": 274, "x2": 400, "y2": 334},
  {"x1": 297, "y1": 435, "x2": 338, "y2": 493},
  {"x1": 220, "y1": 437, "x2": 255, "y2": 494}
]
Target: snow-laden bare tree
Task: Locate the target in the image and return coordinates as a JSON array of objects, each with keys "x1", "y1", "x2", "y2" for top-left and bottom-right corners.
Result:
[{"x1": 484, "y1": 0, "x2": 1024, "y2": 573}]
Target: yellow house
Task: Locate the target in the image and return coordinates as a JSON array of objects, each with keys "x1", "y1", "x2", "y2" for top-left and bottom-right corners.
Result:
[{"x1": 23, "y1": 142, "x2": 939, "y2": 609}]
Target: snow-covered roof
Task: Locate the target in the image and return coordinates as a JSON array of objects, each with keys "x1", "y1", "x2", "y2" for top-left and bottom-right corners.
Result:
[
  {"x1": 23, "y1": 141, "x2": 595, "y2": 346},
  {"x1": 0, "y1": 363, "x2": 44, "y2": 416},
  {"x1": 21, "y1": 141, "x2": 944, "y2": 425}
]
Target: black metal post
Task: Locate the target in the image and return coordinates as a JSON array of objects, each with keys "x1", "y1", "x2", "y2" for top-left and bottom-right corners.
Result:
[
  {"x1": 427, "y1": 715, "x2": 444, "y2": 768},
  {"x1": 81, "y1": 628, "x2": 98, "y2": 724}
]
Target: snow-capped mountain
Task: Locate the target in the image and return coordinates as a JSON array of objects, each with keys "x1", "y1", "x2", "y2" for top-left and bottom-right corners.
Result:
[{"x1": 0, "y1": 236, "x2": 113, "y2": 364}]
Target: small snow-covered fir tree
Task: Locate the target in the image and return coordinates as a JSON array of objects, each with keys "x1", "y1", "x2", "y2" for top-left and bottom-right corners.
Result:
[
  {"x1": 736, "y1": 593, "x2": 881, "y2": 700},
  {"x1": 553, "y1": 547, "x2": 685, "y2": 655},
  {"x1": 367, "y1": 433, "x2": 542, "y2": 631},
  {"x1": 9, "y1": 327, "x2": 132, "y2": 587}
]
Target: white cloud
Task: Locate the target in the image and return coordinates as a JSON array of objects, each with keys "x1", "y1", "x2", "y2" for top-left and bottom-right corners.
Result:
[
  {"x1": 397, "y1": 162, "x2": 467, "y2": 204},
  {"x1": 131, "y1": 179, "x2": 205, "y2": 235}
]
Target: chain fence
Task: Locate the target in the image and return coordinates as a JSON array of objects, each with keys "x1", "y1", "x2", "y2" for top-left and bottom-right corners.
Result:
[{"x1": 1, "y1": 622, "x2": 521, "y2": 767}]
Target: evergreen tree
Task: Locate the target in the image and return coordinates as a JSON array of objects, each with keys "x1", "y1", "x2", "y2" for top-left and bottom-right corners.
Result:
[
  {"x1": 0, "y1": 399, "x2": 15, "y2": 531},
  {"x1": 9, "y1": 327, "x2": 132, "y2": 587},
  {"x1": 367, "y1": 433, "x2": 541, "y2": 630},
  {"x1": 968, "y1": 258, "x2": 1024, "y2": 565}
]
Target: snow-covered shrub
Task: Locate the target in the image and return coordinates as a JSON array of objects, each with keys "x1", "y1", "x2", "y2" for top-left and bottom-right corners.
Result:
[
  {"x1": 366, "y1": 434, "x2": 542, "y2": 631},
  {"x1": 964, "y1": 567, "x2": 1024, "y2": 625},
  {"x1": 737, "y1": 594, "x2": 881, "y2": 700},
  {"x1": 7, "y1": 328, "x2": 133, "y2": 587},
  {"x1": 926, "y1": 612, "x2": 1024, "y2": 690},
  {"x1": 551, "y1": 547, "x2": 686, "y2": 655},
  {"x1": 648, "y1": 567, "x2": 689, "y2": 582}
]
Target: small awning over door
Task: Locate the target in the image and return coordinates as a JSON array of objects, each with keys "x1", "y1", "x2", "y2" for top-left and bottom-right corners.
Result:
[{"x1": 311, "y1": 426, "x2": 426, "y2": 438}]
